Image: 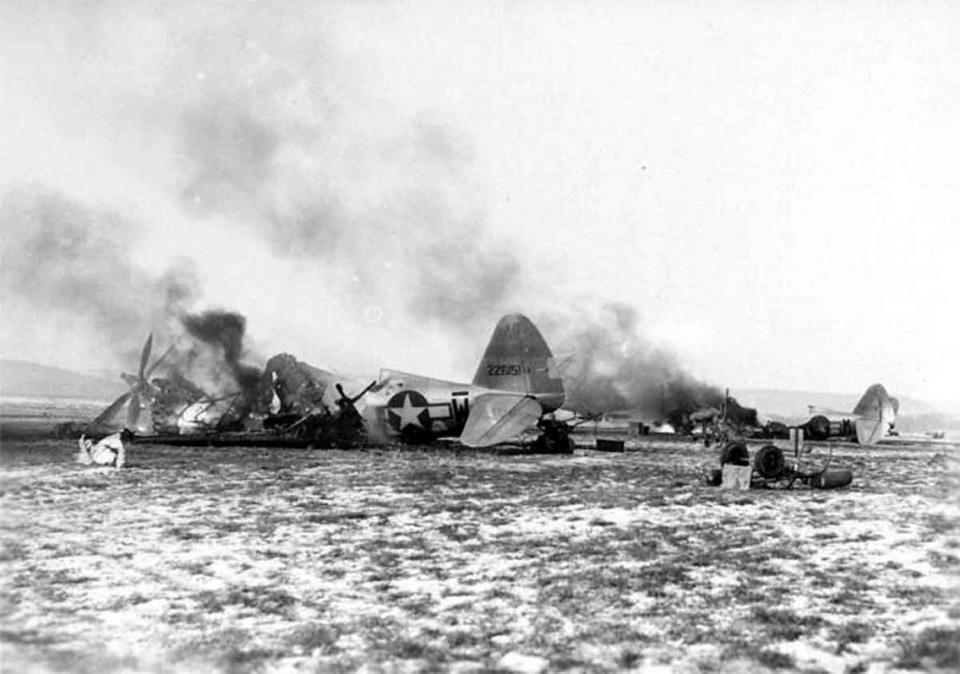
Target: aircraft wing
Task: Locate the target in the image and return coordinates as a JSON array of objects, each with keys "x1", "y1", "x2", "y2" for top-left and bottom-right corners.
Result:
[
  {"x1": 808, "y1": 406, "x2": 858, "y2": 417},
  {"x1": 459, "y1": 393, "x2": 543, "y2": 448}
]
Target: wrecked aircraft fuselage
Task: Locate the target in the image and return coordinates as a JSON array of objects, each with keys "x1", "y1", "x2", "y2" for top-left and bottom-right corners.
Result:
[
  {"x1": 88, "y1": 350, "x2": 369, "y2": 448},
  {"x1": 89, "y1": 313, "x2": 570, "y2": 451}
]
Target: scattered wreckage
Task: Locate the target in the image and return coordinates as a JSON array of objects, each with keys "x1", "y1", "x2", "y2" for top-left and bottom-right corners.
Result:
[
  {"x1": 686, "y1": 383, "x2": 899, "y2": 448},
  {"x1": 708, "y1": 429, "x2": 854, "y2": 490},
  {"x1": 691, "y1": 391, "x2": 854, "y2": 490}
]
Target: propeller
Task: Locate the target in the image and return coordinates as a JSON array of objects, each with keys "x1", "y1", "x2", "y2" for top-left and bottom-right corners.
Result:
[
  {"x1": 86, "y1": 332, "x2": 172, "y2": 434},
  {"x1": 336, "y1": 381, "x2": 377, "y2": 407}
]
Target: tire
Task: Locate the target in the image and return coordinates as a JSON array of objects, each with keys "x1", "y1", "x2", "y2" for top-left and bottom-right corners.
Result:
[
  {"x1": 753, "y1": 444, "x2": 784, "y2": 479},
  {"x1": 719, "y1": 441, "x2": 749, "y2": 466}
]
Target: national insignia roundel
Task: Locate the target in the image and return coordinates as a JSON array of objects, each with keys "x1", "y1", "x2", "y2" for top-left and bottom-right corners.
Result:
[{"x1": 386, "y1": 390, "x2": 431, "y2": 431}]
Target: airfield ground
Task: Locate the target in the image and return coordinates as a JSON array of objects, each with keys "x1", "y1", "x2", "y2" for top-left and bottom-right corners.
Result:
[{"x1": 1, "y1": 435, "x2": 958, "y2": 673}]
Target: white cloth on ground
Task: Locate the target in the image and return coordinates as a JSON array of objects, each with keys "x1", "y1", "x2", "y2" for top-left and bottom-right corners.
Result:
[{"x1": 77, "y1": 433, "x2": 125, "y2": 468}]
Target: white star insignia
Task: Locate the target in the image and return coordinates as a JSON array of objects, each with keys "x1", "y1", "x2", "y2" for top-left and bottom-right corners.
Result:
[{"x1": 390, "y1": 394, "x2": 427, "y2": 429}]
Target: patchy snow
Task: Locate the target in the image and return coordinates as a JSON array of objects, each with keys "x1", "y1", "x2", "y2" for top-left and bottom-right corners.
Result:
[{"x1": 1, "y1": 441, "x2": 958, "y2": 672}]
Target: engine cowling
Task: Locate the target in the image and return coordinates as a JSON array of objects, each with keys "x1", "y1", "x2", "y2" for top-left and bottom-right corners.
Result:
[{"x1": 805, "y1": 415, "x2": 857, "y2": 440}]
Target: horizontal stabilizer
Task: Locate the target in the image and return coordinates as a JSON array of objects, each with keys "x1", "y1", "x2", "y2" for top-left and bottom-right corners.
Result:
[
  {"x1": 855, "y1": 417, "x2": 885, "y2": 445},
  {"x1": 459, "y1": 393, "x2": 543, "y2": 448}
]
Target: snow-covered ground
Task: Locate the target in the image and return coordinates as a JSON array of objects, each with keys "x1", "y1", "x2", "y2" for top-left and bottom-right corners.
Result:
[{"x1": 1, "y1": 440, "x2": 957, "y2": 672}]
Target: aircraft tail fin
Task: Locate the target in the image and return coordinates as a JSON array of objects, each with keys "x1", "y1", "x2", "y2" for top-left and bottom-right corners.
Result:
[
  {"x1": 852, "y1": 384, "x2": 896, "y2": 418},
  {"x1": 472, "y1": 314, "x2": 565, "y2": 412},
  {"x1": 852, "y1": 383, "x2": 897, "y2": 441}
]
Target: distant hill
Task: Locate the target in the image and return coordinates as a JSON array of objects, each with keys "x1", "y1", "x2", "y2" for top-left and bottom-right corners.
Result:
[
  {"x1": 0, "y1": 360, "x2": 126, "y2": 400},
  {"x1": 731, "y1": 387, "x2": 942, "y2": 421}
]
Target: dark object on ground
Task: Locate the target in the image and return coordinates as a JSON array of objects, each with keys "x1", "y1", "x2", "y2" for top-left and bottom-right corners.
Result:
[
  {"x1": 755, "y1": 421, "x2": 790, "y2": 439},
  {"x1": 532, "y1": 418, "x2": 575, "y2": 454},
  {"x1": 719, "y1": 441, "x2": 750, "y2": 466},
  {"x1": 753, "y1": 444, "x2": 785, "y2": 479},
  {"x1": 809, "y1": 470, "x2": 854, "y2": 489},
  {"x1": 595, "y1": 438, "x2": 625, "y2": 452}
]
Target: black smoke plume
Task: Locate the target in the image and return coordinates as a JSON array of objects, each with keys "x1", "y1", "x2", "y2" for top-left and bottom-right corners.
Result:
[
  {"x1": 543, "y1": 303, "x2": 724, "y2": 419},
  {"x1": 178, "y1": 310, "x2": 262, "y2": 397},
  {"x1": 0, "y1": 188, "x2": 266, "y2": 404},
  {"x1": 0, "y1": 12, "x2": 723, "y2": 418},
  {"x1": 0, "y1": 186, "x2": 200, "y2": 364},
  {"x1": 169, "y1": 23, "x2": 520, "y2": 334}
]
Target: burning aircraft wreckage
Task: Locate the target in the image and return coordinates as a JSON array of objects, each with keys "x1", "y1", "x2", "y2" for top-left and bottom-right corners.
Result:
[
  {"x1": 82, "y1": 311, "x2": 573, "y2": 452},
  {"x1": 76, "y1": 311, "x2": 888, "y2": 489},
  {"x1": 87, "y1": 342, "x2": 372, "y2": 449}
]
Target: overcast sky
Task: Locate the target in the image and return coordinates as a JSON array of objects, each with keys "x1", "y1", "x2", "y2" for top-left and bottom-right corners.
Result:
[{"x1": 1, "y1": 1, "x2": 958, "y2": 403}]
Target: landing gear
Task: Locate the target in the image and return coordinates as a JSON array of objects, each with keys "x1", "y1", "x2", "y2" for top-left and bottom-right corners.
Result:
[
  {"x1": 398, "y1": 425, "x2": 434, "y2": 446},
  {"x1": 533, "y1": 418, "x2": 575, "y2": 454}
]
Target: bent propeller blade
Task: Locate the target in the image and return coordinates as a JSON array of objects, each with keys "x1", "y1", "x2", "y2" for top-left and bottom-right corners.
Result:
[
  {"x1": 138, "y1": 333, "x2": 153, "y2": 381},
  {"x1": 88, "y1": 391, "x2": 132, "y2": 430},
  {"x1": 146, "y1": 338, "x2": 178, "y2": 378}
]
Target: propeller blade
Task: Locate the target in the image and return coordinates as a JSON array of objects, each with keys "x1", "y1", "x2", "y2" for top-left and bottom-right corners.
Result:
[
  {"x1": 127, "y1": 394, "x2": 142, "y2": 429},
  {"x1": 138, "y1": 333, "x2": 153, "y2": 381},
  {"x1": 121, "y1": 373, "x2": 139, "y2": 388},
  {"x1": 88, "y1": 392, "x2": 132, "y2": 430},
  {"x1": 146, "y1": 338, "x2": 179, "y2": 377},
  {"x1": 336, "y1": 380, "x2": 378, "y2": 405}
]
